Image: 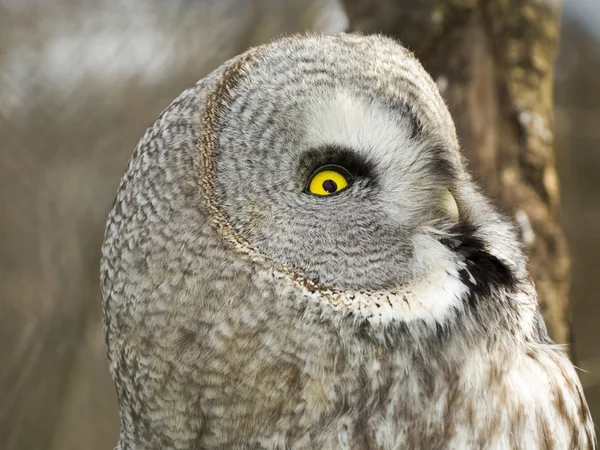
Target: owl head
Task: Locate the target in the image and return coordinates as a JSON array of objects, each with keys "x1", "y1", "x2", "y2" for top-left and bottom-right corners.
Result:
[
  {"x1": 201, "y1": 33, "x2": 528, "y2": 322},
  {"x1": 101, "y1": 34, "x2": 540, "y2": 447}
]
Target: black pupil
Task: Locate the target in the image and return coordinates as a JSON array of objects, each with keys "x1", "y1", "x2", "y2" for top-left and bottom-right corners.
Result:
[{"x1": 322, "y1": 179, "x2": 337, "y2": 193}]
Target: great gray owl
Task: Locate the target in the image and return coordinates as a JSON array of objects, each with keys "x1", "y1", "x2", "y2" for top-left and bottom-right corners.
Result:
[{"x1": 101, "y1": 34, "x2": 596, "y2": 449}]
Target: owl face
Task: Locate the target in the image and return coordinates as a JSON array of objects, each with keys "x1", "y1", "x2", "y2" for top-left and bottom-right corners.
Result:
[{"x1": 214, "y1": 37, "x2": 464, "y2": 293}]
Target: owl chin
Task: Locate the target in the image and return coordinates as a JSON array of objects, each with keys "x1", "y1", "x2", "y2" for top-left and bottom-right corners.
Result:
[
  {"x1": 265, "y1": 220, "x2": 519, "y2": 328},
  {"x1": 282, "y1": 261, "x2": 469, "y2": 326}
]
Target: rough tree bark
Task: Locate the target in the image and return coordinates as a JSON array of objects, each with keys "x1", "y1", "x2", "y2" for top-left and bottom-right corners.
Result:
[{"x1": 340, "y1": 0, "x2": 571, "y2": 348}]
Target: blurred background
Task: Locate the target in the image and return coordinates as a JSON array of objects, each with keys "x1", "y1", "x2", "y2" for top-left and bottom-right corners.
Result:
[{"x1": 0, "y1": 0, "x2": 597, "y2": 448}]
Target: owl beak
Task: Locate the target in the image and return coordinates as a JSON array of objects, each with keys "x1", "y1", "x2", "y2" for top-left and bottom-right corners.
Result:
[{"x1": 439, "y1": 189, "x2": 460, "y2": 223}]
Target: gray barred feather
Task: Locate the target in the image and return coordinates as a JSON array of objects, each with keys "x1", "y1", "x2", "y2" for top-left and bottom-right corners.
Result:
[{"x1": 101, "y1": 34, "x2": 596, "y2": 449}]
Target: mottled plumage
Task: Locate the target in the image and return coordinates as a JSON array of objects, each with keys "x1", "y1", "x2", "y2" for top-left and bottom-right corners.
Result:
[{"x1": 101, "y1": 34, "x2": 596, "y2": 449}]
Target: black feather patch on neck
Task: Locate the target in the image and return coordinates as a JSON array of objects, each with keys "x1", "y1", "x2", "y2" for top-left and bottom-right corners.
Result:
[{"x1": 441, "y1": 222, "x2": 517, "y2": 306}]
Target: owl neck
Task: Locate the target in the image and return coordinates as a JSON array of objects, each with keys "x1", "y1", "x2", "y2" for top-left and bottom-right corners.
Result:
[{"x1": 113, "y1": 304, "x2": 560, "y2": 450}]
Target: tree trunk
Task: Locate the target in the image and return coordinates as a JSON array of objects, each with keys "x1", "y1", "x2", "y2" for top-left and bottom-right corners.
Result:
[{"x1": 340, "y1": 0, "x2": 571, "y2": 348}]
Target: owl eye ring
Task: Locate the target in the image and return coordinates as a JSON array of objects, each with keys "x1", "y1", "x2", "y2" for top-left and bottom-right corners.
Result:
[{"x1": 306, "y1": 165, "x2": 352, "y2": 196}]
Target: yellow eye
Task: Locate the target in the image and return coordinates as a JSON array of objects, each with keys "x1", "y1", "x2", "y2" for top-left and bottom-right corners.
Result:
[{"x1": 307, "y1": 165, "x2": 350, "y2": 196}]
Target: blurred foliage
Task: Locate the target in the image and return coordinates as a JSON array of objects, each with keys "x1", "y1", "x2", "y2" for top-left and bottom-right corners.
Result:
[{"x1": 0, "y1": 1, "x2": 597, "y2": 449}]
